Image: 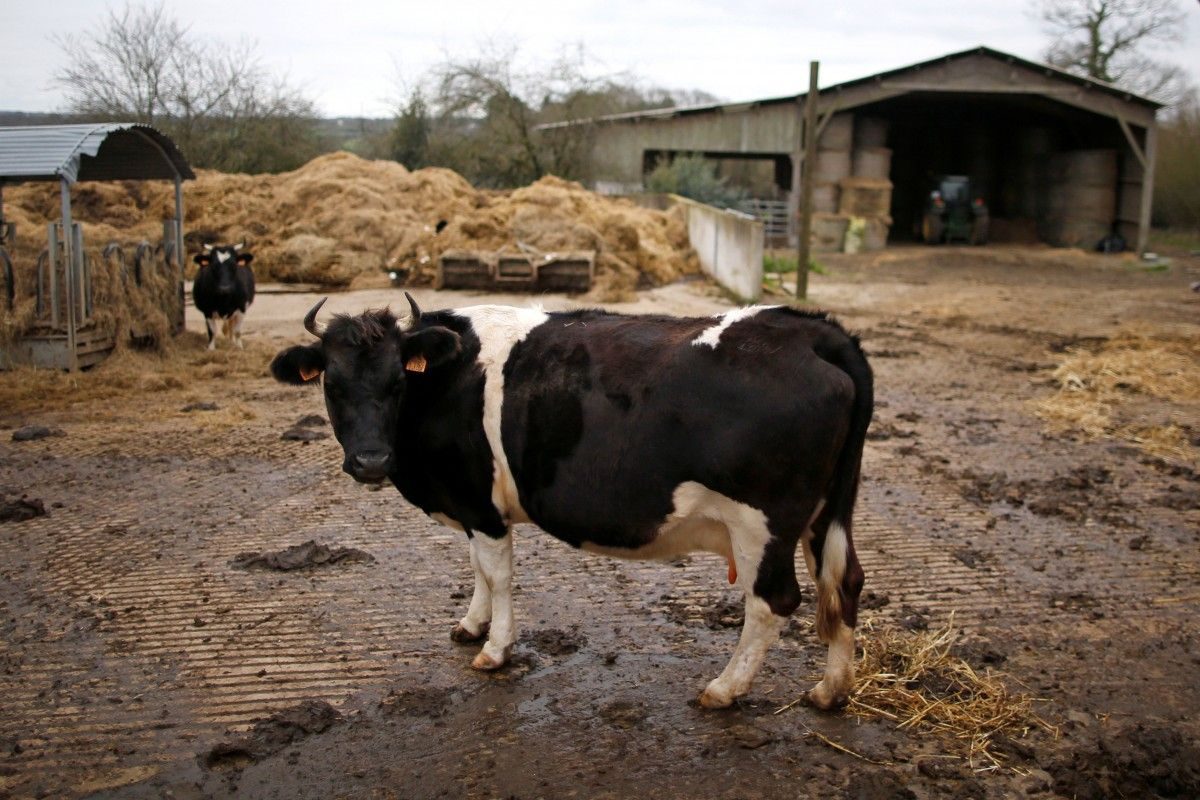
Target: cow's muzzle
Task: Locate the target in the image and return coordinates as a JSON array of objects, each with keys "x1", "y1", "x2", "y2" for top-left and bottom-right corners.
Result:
[{"x1": 345, "y1": 450, "x2": 390, "y2": 483}]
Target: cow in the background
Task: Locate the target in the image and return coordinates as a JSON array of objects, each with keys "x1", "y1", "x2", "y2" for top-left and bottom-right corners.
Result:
[
  {"x1": 193, "y1": 243, "x2": 255, "y2": 349},
  {"x1": 271, "y1": 295, "x2": 873, "y2": 710}
]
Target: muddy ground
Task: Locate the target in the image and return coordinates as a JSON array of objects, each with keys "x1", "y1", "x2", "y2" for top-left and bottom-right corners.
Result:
[{"x1": 1, "y1": 246, "x2": 1198, "y2": 799}]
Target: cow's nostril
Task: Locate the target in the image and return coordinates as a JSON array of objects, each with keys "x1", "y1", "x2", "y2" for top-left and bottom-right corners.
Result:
[{"x1": 352, "y1": 451, "x2": 389, "y2": 475}]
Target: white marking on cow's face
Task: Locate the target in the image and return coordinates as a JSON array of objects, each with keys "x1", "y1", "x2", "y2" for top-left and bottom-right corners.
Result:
[
  {"x1": 215, "y1": 250, "x2": 232, "y2": 264},
  {"x1": 451, "y1": 305, "x2": 549, "y2": 525},
  {"x1": 691, "y1": 305, "x2": 779, "y2": 349}
]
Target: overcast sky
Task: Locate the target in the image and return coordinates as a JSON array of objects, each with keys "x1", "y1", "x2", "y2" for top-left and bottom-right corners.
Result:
[{"x1": 3, "y1": 0, "x2": 1199, "y2": 117}]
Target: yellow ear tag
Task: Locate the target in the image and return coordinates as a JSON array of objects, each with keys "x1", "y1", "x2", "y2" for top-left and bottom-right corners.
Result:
[
  {"x1": 405, "y1": 354, "x2": 427, "y2": 373},
  {"x1": 299, "y1": 366, "x2": 321, "y2": 382}
]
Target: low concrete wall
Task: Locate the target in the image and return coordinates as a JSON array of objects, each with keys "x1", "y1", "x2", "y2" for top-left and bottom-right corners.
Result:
[{"x1": 671, "y1": 196, "x2": 764, "y2": 302}]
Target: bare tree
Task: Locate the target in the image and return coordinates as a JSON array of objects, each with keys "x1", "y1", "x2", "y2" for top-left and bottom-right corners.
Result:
[
  {"x1": 391, "y1": 42, "x2": 720, "y2": 186},
  {"x1": 1033, "y1": 0, "x2": 1191, "y2": 104},
  {"x1": 54, "y1": 1, "x2": 323, "y2": 172}
]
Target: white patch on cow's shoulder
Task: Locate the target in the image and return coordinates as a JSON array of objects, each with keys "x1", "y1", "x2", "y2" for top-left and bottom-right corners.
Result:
[
  {"x1": 691, "y1": 305, "x2": 779, "y2": 349},
  {"x1": 215, "y1": 250, "x2": 231, "y2": 264},
  {"x1": 451, "y1": 305, "x2": 550, "y2": 525}
]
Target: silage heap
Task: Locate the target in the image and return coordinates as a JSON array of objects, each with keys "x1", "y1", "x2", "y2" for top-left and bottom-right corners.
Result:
[{"x1": 3, "y1": 152, "x2": 698, "y2": 305}]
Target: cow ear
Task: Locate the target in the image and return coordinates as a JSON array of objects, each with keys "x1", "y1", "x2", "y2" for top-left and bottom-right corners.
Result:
[
  {"x1": 402, "y1": 327, "x2": 461, "y2": 372},
  {"x1": 193, "y1": 253, "x2": 210, "y2": 266},
  {"x1": 270, "y1": 344, "x2": 325, "y2": 385},
  {"x1": 237, "y1": 253, "x2": 254, "y2": 266}
]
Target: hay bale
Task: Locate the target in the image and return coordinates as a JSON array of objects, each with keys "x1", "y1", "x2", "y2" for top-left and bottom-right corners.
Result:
[
  {"x1": 852, "y1": 147, "x2": 892, "y2": 180},
  {"x1": 818, "y1": 113, "x2": 854, "y2": 150},
  {"x1": 854, "y1": 116, "x2": 889, "y2": 148},
  {"x1": 839, "y1": 177, "x2": 893, "y2": 220},
  {"x1": 811, "y1": 213, "x2": 850, "y2": 253},
  {"x1": 813, "y1": 150, "x2": 852, "y2": 184}
]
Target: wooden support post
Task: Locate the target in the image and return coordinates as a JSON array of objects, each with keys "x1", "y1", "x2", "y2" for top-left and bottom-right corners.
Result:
[
  {"x1": 796, "y1": 61, "x2": 819, "y2": 300},
  {"x1": 1136, "y1": 123, "x2": 1157, "y2": 256}
]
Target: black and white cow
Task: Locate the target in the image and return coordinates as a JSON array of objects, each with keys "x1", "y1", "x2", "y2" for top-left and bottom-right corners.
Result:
[
  {"x1": 193, "y1": 243, "x2": 255, "y2": 350},
  {"x1": 271, "y1": 295, "x2": 872, "y2": 709}
]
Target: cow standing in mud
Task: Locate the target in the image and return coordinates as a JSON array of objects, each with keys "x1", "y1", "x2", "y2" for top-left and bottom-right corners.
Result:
[
  {"x1": 271, "y1": 295, "x2": 872, "y2": 709},
  {"x1": 193, "y1": 243, "x2": 255, "y2": 349}
]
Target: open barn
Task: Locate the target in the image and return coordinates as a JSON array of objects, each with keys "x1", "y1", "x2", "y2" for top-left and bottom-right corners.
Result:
[{"x1": 553, "y1": 47, "x2": 1161, "y2": 253}]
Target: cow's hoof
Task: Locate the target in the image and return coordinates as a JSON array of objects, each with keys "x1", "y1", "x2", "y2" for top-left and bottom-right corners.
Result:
[
  {"x1": 451, "y1": 621, "x2": 489, "y2": 643},
  {"x1": 471, "y1": 646, "x2": 510, "y2": 671},
  {"x1": 804, "y1": 681, "x2": 849, "y2": 711},
  {"x1": 698, "y1": 683, "x2": 734, "y2": 709}
]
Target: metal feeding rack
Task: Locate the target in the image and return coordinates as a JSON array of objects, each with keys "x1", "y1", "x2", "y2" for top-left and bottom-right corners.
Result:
[{"x1": 0, "y1": 123, "x2": 194, "y2": 370}]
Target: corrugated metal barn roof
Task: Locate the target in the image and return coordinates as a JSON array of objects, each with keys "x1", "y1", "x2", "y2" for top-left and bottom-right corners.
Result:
[{"x1": 0, "y1": 123, "x2": 194, "y2": 184}]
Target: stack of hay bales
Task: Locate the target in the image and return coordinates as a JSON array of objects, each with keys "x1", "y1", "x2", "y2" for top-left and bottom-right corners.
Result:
[
  {"x1": 810, "y1": 113, "x2": 852, "y2": 253},
  {"x1": 809, "y1": 114, "x2": 893, "y2": 253},
  {"x1": 1038, "y1": 149, "x2": 1118, "y2": 248}
]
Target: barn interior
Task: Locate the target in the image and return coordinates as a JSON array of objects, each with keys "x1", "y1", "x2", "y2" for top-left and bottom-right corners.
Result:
[{"x1": 853, "y1": 91, "x2": 1144, "y2": 246}]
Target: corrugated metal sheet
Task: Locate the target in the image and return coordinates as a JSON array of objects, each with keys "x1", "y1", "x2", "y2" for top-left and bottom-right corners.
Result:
[{"x1": 0, "y1": 123, "x2": 194, "y2": 184}]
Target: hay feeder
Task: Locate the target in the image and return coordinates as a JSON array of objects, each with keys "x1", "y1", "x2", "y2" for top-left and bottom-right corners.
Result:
[{"x1": 0, "y1": 123, "x2": 193, "y2": 371}]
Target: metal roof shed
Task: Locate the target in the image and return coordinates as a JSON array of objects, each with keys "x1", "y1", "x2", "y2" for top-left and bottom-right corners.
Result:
[{"x1": 0, "y1": 123, "x2": 194, "y2": 370}]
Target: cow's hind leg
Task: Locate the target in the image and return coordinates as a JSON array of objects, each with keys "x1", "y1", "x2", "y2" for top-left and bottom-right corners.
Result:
[
  {"x1": 451, "y1": 534, "x2": 492, "y2": 643},
  {"x1": 469, "y1": 530, "x2": 515, "y2": 671},
  {"x1": 698, "y1": 504, "x2": 798, "y2": 709},
  {"x1": 802, "y1": 520, "x2": 864, "y2": 710}
]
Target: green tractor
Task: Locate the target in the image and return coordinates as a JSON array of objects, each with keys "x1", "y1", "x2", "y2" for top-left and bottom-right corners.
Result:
[{"x1": 920, "y1": 175, "x2": 988, "y2": 245}]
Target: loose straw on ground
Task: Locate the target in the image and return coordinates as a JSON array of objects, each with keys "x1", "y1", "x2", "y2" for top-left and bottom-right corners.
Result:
[
  {"x1": 779, "y1": 615, "x2": 1056, "y2": 772},
  {"x1": 1035, "y1": 326, "x2": 1200, "y2": 467}
]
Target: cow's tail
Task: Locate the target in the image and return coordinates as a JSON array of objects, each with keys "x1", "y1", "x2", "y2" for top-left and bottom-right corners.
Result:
[{"x1": 812, "y1": 329, "x2": 873, "y2": 643}]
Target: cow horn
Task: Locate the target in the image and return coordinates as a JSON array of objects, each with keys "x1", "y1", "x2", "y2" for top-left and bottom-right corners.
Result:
[
  {"x1": 304, "y1": 297, "x2": 328, "y2": 337},
  {"x1": 203, "y1": 243, "x2": 214, "y2": 252},
  {"x1": 405, "y1": 292, "x2": 421, "y2": 327},
  {"x1": 234, "y1": 242, "x2": 244, "y2": 251}
]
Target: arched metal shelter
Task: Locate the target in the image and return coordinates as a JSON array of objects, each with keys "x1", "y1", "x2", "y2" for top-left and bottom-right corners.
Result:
[{"x1": 0, "y1": 123, "x2": 194, "y2": 370}]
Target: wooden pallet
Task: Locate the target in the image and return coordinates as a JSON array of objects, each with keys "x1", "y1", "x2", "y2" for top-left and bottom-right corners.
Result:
[{"x1": 437, "y1": 250, "x2": 594, "y2": 294}]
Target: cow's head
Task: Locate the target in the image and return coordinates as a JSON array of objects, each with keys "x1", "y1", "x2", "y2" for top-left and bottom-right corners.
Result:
[
  {"x1": 194, "y1": 243, "x2": 252, "y2": 293},
  {"x1": 269, "y1": 294, "x2": 462, "y2": 484}
]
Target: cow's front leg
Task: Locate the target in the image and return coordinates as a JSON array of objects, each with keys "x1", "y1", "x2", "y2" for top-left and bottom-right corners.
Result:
[
  {"x1": 469, "y1": 530, "x2": 515, "y2": 671},
  {"x1": 205, "y1": 314, "x2": 220, "y2": 350},
  {"x1": 230, "y1": 310, "x2": 245, "y2": 349},
  {"x1": 451, "y1": 534, "x2": 492, "y2": 643}
]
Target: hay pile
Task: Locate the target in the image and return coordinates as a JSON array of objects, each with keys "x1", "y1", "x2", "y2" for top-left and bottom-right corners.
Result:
[
  {"x1": 1036, "y1": 326, "x2": 1200, "y2": 466},
  {"x1": 0, "y1": 332, "x2": 274, "y2": 417},
  {"x1": 1, "y1": 153, "x2": 698, "y2": 312},
  {"x1": 771, "y1": 618, "x2": 1052, "y2": 771},
  {"x1": 842, "y1": 619, "x2": 1053, "y2": 770}
]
